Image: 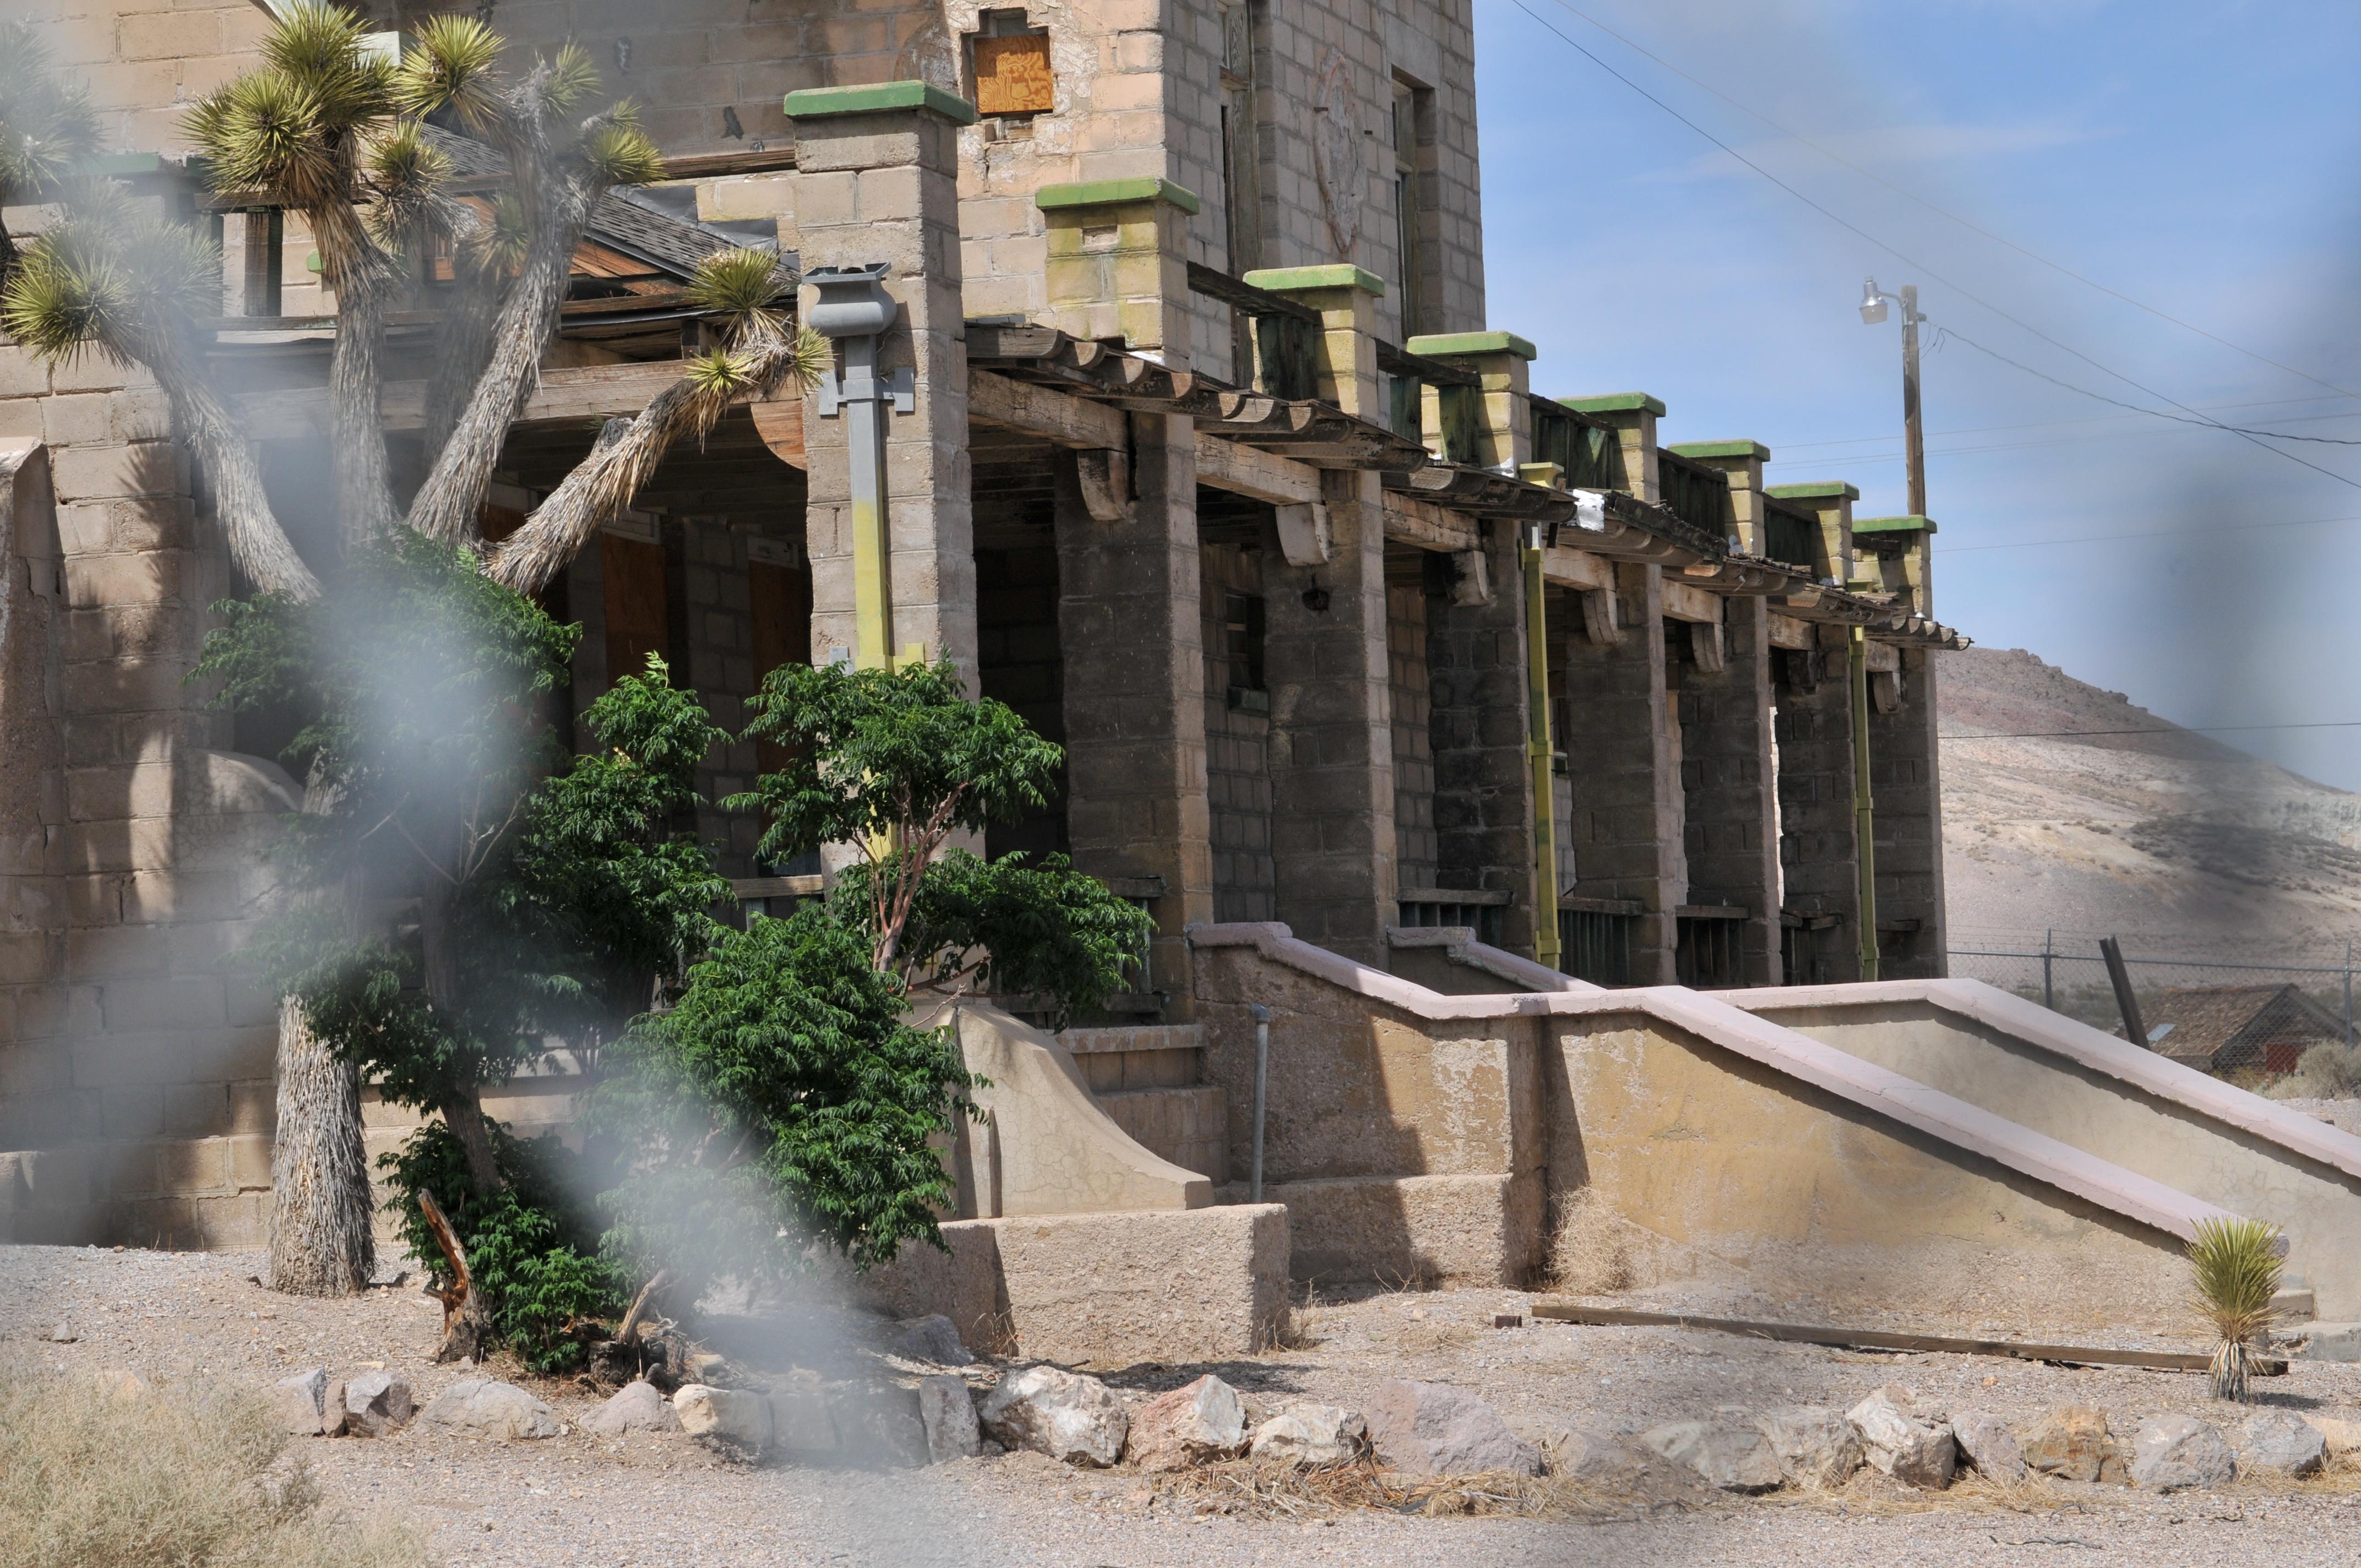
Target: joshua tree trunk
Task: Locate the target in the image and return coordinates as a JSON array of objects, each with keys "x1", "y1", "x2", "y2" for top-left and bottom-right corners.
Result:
[
  {"x1": 143, "y1": 330, "x2": 321, "y2": 598},
  {"x1": 320, "y1": 224, "x2": 398, "y2": 545},
  {"x1": 266, "y1": 996, "x2": 376, "y2": 1295}
]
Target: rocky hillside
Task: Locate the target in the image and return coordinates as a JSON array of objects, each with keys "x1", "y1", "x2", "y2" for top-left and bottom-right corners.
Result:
[{"x1": 1936, "y1": 646, "x2": 2361, "y2": 955}]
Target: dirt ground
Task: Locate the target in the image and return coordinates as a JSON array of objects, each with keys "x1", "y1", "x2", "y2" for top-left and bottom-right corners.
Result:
[{"x1": 13, "y1": 1243, "x2": 2361, "y2": 1566}]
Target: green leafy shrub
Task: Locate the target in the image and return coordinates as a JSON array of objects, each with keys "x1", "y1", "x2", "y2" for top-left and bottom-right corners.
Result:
[{"x1": 2187, "y1": 1215, "x2": 2284, "y2": 1402}]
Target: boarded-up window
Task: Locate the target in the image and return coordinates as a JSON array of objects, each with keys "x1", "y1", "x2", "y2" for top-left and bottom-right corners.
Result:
[
  {"x1": 974, "y1": 34, "x2": 1054, "y2": 115},
  {"x1": 601, "y1": 532, "x2": 668, "y2": 688}
]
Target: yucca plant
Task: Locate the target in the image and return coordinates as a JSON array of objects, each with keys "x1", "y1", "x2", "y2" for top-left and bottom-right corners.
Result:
[
  {"x1": 486, "y1": 247, "x2": 827, "y2": 596},
  {"x1": 2188, "y1": 1215, "x2": 2285, "y2": 1402},
  {"x1": 0, "y1": 17, "x2": 100, "y2": 283}
]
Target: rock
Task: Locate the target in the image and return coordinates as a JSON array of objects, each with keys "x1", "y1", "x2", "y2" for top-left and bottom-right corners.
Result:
[
  {"x1": 322, "y1": 1378, "x2": 348, "y2": 1436},
  {"x1": 673, "y1": 1384, "x2": 774, "y2": 1452},
  {"x1": 2235, "y1": 1408, "x2": 2326, "y2": 1477},
  {"x1": 768, "y1": 1373, "x2": 840, "y2": 1458},
  {"x1": 1641, "y1": 1420, "x2": 1783, "y2": 1493},
  {"x1": 2308, "y1": 1414, "x2": 2361, "y2": 1456},
  {"x1": 918, "y1": 1375, "x2": 981, "y2": 1462},
  {"x1": 1249, "y1": 1403, "x2": 1368, "y2": 1467},
  {"x1": 271, "y1": 1368, "x2": 331, "y2": 1436},
  {"x1": 47, "y1": 1319, "x2": 75, "y2": 1344},
  {"x1": 1950, "y1": 1409, "x2": 2027, "y2": 1483},
  {"x1": 2021, "y1": 1405, "x2": 2112, "y2": 1483},
  {"x1": 99, "y1": 1368, "x2": 150, "y2": 1403},
  {"x1": 2297, "y1": 1321, "x2": 2361, "y2": 1362},
  {"x1": 1126, "y1": 1375, "x2": 1247, "y2": 1471},
  {"x1": 891, "y1": 1314, "x2": 972, "y2": 1366},
  {"x1": 1543, "y1": 1427, "x2": 1653, "y2": 1487},
  {"x1": 1366, "y1": 1380, "x2": 1542, "y2": 1478},
  {"x1": 2131, "y1": 1413, "x2": 2236, "y2": 1490},
  {"x1": 341, "y1": 1370, "x2": 414, "y2": 1438},
  {"x1": 584, "y1": 1380, "x2": 679, "y2": 1438},
  {"x1": 978, "y1": 1366, "x2": 1128, "y2": 1468},
  {"x1": 1755, "y1": 1406, "x2": 1863, "y2": 1489},
  {"x1": 1845, "y1": 1387, "x2": 1955, "y2": 1489},
  {"x1": 823, "y1": 1379, "x2": 924, "y2": 1466},
  {"x1": 420, "y1": 1377, "x2": 564, "y2": 1441}
]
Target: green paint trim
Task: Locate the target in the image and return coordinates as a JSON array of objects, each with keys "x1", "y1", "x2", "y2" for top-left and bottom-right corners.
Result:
[
  {"x1": 1242, "y1": 264, "x2": 1385, "y2": 296},
  {"x1": 1035, "y1": 177, "x2": 1203, "y2": 215},
  {"x1": 1853, "y1": 514, "x2": 1937, "y2": 534},
  {"x1": 1406, "y1": 329, "x2": 1537, "y2": 361},
  {"x1": 76, "y1": 153, "x2": 166, "y2": 177},
  {"x1": 305, "y1": 252, "x2": 323, "y2": 274},
  {"x1": 1766, "y1": 481, "x2": 1861, "y2": 502},
  {"x1": 1556, "y1": 391, "x2": 1666, "y2": 417},
  {"x1": 783, "y1": 81, "x2": 979, "y2": 126},
  {"x1": 1667, "y1": 439, "x2": 1770, "y2": 461}
]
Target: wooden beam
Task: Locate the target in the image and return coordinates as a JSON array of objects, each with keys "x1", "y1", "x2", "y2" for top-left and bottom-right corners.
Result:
[
  {"x1": 1380, "y1": 490, "x2": 1479, "y2": 553},
  {"x1": 1864, "y1": 639, "x2": 1901, "y2": 673},
  {"x1": 236, "y1": 358, "x2": 695, "y2": 439},
  {"x1": 969, "y1": 368, "x2": 1128, "y2": 449},
  {"x1": 1528, "y1": 1301, "x2": 2284, "y2": 1376},
  {"x1": 1660, "y1": 577, "x2": 1723, "y2": 625},
  {"x1": 1538, "y1": 544, "x2": 1609, "y2": 592},
  {"x1": 1767, "y1": 613, "x2": 1814, "y2": 651},
  {"x1": 1197, "y1": 431, "x2": 1323, "y2": 506}
]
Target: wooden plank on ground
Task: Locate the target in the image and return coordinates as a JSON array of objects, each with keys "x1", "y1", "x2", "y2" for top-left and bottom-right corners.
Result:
[{"x1": 1528, "y1": 1301, "x2": 2286, "y2": 1375}]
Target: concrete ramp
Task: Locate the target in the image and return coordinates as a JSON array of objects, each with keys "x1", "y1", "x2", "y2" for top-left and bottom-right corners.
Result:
[
  {"x1": 1727, "y1": 977, "x2": 2361, "y2": 1317},
  {"x1": 1189, "y1": 923, "x2": 2252, "y2": 1330}
]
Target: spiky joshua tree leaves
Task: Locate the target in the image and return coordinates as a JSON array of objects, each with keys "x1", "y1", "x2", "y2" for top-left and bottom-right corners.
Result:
[
  {"x1": 0, "y1": 18, "x2": 99, "y2": 283},
  {"x1": 2187, "y1": 1215, "x2": 2286, "y2": 1402}
]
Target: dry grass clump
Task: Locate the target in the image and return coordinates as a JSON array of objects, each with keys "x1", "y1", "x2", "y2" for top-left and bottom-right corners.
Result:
[
  {"x1": 1147, "y1": 1457, "x2": 1697, "y2": 1522},
  {"x1": 1546, "y1": 1187, "x2": 1636, "y2": 1294},
  {"x1": 0, "y1": 1373, "x2": 433, "y2": 1568},
  {"x1": 2270, "y1": 1042, "x2": 2361, "y2": 1100}
]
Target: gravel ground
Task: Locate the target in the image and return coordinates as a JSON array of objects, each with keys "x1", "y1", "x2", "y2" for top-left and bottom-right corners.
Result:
[{"x1": 12, "y1": 1243, "x2": 2361, "y2": 1566}]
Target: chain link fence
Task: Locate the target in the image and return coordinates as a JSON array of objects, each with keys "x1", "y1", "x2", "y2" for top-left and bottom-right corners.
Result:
[{"x1": 1947, "y1": 928, "x2": 2360, "y2": 1044}]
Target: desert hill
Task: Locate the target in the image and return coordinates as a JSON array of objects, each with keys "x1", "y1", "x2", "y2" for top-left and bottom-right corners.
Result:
[{"x1": 1935, "y1": 646, "x2": 2361, "y2": 958}]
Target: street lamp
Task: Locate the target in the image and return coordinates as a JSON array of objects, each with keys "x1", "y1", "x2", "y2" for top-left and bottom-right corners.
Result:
[{"x1": 1858, "y1": 277, "x2": 1927, "y2": 516}]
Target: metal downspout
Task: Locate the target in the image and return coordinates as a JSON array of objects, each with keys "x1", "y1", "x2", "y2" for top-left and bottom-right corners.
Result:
[
  {"x1": 1526, "y1": 527, "x2": 1562, "y2": 970},
  {"x1": 1850, "y1": 625, "x2": 1879, "y2": 981}
]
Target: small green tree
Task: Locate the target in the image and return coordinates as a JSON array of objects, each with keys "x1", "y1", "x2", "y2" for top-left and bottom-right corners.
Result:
[{"x1": 2187, "y1": 1215, "x2": 2285, "y2": 1402}]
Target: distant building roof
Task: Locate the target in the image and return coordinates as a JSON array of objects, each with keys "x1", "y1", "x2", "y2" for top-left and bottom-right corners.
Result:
[{"x1": 2145, "y1": 983, "x2": 2347, "y2": 1074}]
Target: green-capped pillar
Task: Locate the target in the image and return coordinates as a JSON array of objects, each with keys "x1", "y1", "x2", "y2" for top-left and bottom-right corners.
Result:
[
  {"x1": 1668, "y1": 440, "x2": 1771, "y2": 554},
  {"x1": 786, "y1": 82, "x2": 980, "y2": 680},
  {"x1": 1764, "y1": 481, "x2": 1858, "y2": 586},
  {"x1": 1241, "y1": 265, "x2": 1385, "y2": 420},
  {"x1": 1038, "y1": 177, "x2": 1200, "y2": 368},
  {"x1": 1406, "y1": 330, "x2": 1537, "y2": 471},
  {"x1": 1557, "y1": 393, "x2": 1665, "y2": 505}
]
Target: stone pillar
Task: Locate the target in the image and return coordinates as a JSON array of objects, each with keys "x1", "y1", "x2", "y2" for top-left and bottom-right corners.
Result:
[
  {"x1": 1038, "y1": 178, "x2": 1201, "y2": 367},
  {"x1": 785, "y1": 83, "x2": 979, "y2": 676},
  {"x1": 1053, "y1": 416, "x2": 1216, "y2": 1014},
  {"x1": 1557, "y1": 393, "x2": 1665, "y2": 505},
  {"x1": 1668, "y1": 440, "x2": 1770, "y2": 553},
  {"x1": 1240, "y1": 266, "x2": 1394, "y2": 963},
  {"x1": 1774, "y1": 625, "x2": 1864, "y2": 984},
  {"x1": 1764, "y1": 481, "x2": 1858, "y2": 587},
  {"x1": 1408, "y1": 331, "x2": 1542, "y2": 957},
  {"x1": 1560, "y1": 563, "x2": 1680, "y2": 984},
  {"x1": 1868, "y1": 643, "x2": 1947, "y2": 979},
  {"x1": 1678, "y1": 596, "x2": 1782, "y2": 986}
]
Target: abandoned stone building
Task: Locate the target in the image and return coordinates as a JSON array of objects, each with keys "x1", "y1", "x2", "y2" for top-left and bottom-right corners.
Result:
[{"x1": 70, "y1": 3, "x2": 2361, "y2": 1347}]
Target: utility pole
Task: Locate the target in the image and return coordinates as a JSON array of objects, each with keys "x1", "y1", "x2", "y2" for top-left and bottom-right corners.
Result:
[{"x1": 1899, "y1": 283, "x2": 1927, "y2": 517}]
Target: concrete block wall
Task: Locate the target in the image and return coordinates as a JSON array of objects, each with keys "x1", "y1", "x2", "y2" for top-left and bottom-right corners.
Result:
[
  {"x1": 1868, "y1": 645, "x2": 1948, "y2": 979},
  {"x1": 1773, "y1": 629, "x2": 1865, "y2": 985},
  {"x1": 1427, "y1": 522, "x2": 1540, "y2": 956},
  {"x1": 1679, "y1": 597, "x2": 1782, "y2": 986},
  {"x1": 1558, "y1": 563, "x2": 1682, "y2": 983},
  {"x1": 1385, "y1": 573, "x2": 1439, "y2": 890},
  {"x1": 976, "y1": 540, "x2": 1070, "y2": 864},
  {"x1": 1200, "y1": 540, "x2": 1274, "y2": 923},
  {"x1": 678, "y1": 518, "x2": 766, "y2": 878}
]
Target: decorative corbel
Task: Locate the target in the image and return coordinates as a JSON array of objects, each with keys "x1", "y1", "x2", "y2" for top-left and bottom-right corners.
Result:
[
  {"x1": 1275, "y1": 500, "x2": 1334, "y2": 566},
  {"x1": 1074, "y1": 448, "x2": 1130, "y2": 522}
]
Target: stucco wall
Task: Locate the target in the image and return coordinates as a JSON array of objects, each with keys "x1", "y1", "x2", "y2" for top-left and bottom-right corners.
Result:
[{"x1": 1742, "y1": 979, "x2": 2361, "y2": 1318}]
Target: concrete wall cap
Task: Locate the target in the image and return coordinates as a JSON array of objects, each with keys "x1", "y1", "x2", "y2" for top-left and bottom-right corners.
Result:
[
  {"x1": 1185, "y1": 923, "x2": 2248, "y2": 1245},
  {"x1": 1405, "y1": 330, "x2": 1537, "y2": 361},
  {"x1": 1035, "y1": 177, "x2": 1203, "y2": 215},
  {"x1": 783, "y1": 82, "x2": 980, "y2": 126},
  {"x1": 1730, "y1": 977, "x2": 2361, "y2": 1190},
  {"x1": 1384, "y1": 925, "x2": 1600, "y2": 994},
  {"x1": 1667, "y1": 439, "x2": 1771, "y2": 461},
  {"x1": 1240, "y1": 264, "x2": 1385, "y2": 297},
  {"x1": 1556, "y1": 391, "x2": 1666, "y2": 417},
  {"x1": 1853, "y1": 514, "x2": 1938, "y2": 534},
  {"x1": 1766, "y1": 481, "x2": 1862, "y2": 502}
]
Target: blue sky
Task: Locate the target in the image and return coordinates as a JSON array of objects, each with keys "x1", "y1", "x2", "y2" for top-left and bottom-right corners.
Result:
[{"x1": 1473, "y1": 0, "x2": 2361, "y2": 790}]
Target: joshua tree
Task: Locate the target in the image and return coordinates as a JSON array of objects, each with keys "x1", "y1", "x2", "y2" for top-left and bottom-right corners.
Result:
[
  {"x1": 2188, "y1": 1215, "x2": 2284, "y2": 1402},
  {"x1": 0, "y1": 19, "x2": 99, "y2": 284},
  {"x1": 1, "y1": 3, "x2": 815, "y2": 1297}
]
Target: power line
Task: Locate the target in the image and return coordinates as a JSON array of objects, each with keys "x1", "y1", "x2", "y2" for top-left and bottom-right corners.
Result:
[
  {"x1": 1770, "y1": 393, "x2": 2361, "y2": 456},
  {"x1": 1928, "y1": 324, "x2": 2361, "y2": 445},
  {"x1": 1942, "y1": 722, "x2": 2361, "y2": 741},
  {"x1": 1503, "y1": 0, "x2": 2361, "y2": 492},
  {"x1": 1933, "y1": 511, "x2": 2361, "y2": 555},
  {"x1": 1538, "y1": 0, "x2": 2361, "y2": 406}
]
